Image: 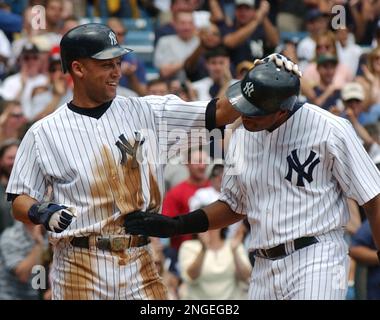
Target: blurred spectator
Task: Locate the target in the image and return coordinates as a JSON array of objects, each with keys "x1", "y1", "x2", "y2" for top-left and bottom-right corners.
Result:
[
  {"x1": 350, "y1": 220, "x2": 380, "y2": 300},
  {"x1": 9, "y1": 6, "x2": 45, "y2": 69},
  {"x1": 312, "y1": 54, "x2": 342, "y2": 111},
  {"x1": 220, "y1": 0, "x2": 279, "y2": 67},
  {"x1": 0, "y1": 29, "x2": 11, "y2": 80},
  {"x1": 0, "y1": 100, "x2": 27, "y2": 142},
  {"x1": 184, "y1": 23, "x2": 223, "y2": 82},
  {"x1": 154, "y1": 11, "x2": 200, "y2": 80},
  {"x1": 0, "y1": 222, "x2": 44, "y2": 300},
  {"x1": 0, "y1": 43, "x2": 48, "y2": 119},
  {"x1": 178, "y1": 164, "x2": 251, "y2": 299},
  {"x1": 155, "y1": 0, "x2": 195, "y2": 45},
  {"x1": 95, "y1": 0, "x2": 142, "y2": 18},
  {"x1": 343, "y1": 87, "x2": 380, "y2": 166},
  {"x1": 275, "y1": 38, "x2": 299, "y2": 63},
  {"x1": 349, "y1": 0, "x2": 380, "y2": 46},
  {"x1": 235, "y1": 60, "x2": 254, "y2": 80},
  {"x1": 155, "y1": 0, "x2": 224, "y2": 46},
  {"x1": 147, "y1": 78, "x2": 169, "y2": 95},
  {"x1": 342, "y1": 81, "x2": 380, "y2": 126},
  {"x1": 303, "y1": 31, "x2": 353, "y2": 91},
  {"x1": 0, "y1": 139, "x2": 19, "y2": 234},
  {"x1": 178, "y1": 164, "x2": 252, "y2": 300},
  {"x1": 296, "y1": 8, "x2": 329, "y2": 71},
  {"x1": 29, "y1": 47, "x2": 73, "y2": 121},
  {"x1": 107, "y1": 17, "x2": 147, "y2": 96},
  {"x1": 335, "y1": 27, "x2": 363, "y2": 77},
  {"x1": 192, "y1": 46, "x2": 236, "y2": 100},
  {"x1": 45, "y1": 0, "x2": 64, "y2": 33},
  {"x1": 60, "y1": 15, "x2": 80, "y2": 37},
  {"x1": 356, "y1": 46, "x2": 380, "y2": 108},
  {"x1": 178, "y1": 226, "x2": 251, "y2": 299},
  {"x1": 168, "y1": 79, "x2": 197, "y2": 101},
  {"x1": 0, "y1": 1, "x2": 22, "y2": 36},
  {"x1": 275, "y1": 0, "x2": 306, "y2": 32},
  {"x1": 162, "y1": 148, "x2": 211, "y2": 253}
]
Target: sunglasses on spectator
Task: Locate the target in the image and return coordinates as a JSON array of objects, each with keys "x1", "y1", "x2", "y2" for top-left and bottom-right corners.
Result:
[
  {"x1": 23, "y1": 55, "x2": 39, "y2": 61},
  {"x1": 49, "y1": 65, "x2": 62, "y2": 73},
  {"x1": 316, "y1": 44, "x2": 332, "y2": 50},
  {"x1": 10, "y1": 113, "x2": 24, "y2": 118}
]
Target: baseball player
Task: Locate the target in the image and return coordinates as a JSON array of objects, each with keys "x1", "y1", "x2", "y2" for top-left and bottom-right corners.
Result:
[
  {"x1": 6, "y1": 23, "x2": 241, "y2": 300},
  {"x1": 125, "y1": 54, "x2": 380, "y2": 300}
]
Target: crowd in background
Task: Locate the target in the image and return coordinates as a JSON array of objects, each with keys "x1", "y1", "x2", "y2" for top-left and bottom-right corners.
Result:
[{"x1": 0, "y1": 0, "x2": 380, "y2": 300}]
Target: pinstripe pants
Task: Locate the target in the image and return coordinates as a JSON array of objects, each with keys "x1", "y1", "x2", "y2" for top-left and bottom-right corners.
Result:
[
  {"x1": 51, "y1": 241, "x2": 168, "y2": 300},
  {"x1": 248, "y1": 231, "x2": 349, "y2": 300}
]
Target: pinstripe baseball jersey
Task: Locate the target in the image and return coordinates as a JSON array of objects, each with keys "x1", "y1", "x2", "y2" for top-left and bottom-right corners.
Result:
[
  {"x1": 220, "y1": 103, "x2": 380, "y2": 250},
  {"x1": 6, "y1": 94, "x2": 209, "y2": 242}
]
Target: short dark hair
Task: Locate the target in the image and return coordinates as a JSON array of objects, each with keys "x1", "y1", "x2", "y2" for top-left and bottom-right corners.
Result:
[
  {"x1": 147, "y1": 78, "x2": 168, "y2": 88},
  {"x1": 209, "y1": 164, "x2": 224, "y2": 178},
  {"x1": 204, "y1": 46, "x2": 229, "y2": 60},
  {"x1": 0, "y1": 139, "x2": 20, "y2": 159}
]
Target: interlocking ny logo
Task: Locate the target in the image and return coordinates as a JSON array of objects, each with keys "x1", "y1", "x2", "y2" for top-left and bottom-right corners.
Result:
[
  {"x1": 285, "y1": 149, "x2": 320, "y2": 187},
  {"x1": 243, "y1": 81, "x2": 254, "y2": 97},
  {"x1": 115, "y1": 132, "x2": 145, "y2": 168},
  {"x1": 109, "y1": 31, "x2": 118, "y2": 45}
]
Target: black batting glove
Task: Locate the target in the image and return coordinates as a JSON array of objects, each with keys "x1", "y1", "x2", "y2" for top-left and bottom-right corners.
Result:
[
  {"x1": 124, "y1": 211, "x2": 181, "y2": 237},
  {"x1": 28, "y1": 202, "x2": 76, "y2": 233},
  {"x1": 124, "y1": 209, "x2": 209, "y2": 238}
]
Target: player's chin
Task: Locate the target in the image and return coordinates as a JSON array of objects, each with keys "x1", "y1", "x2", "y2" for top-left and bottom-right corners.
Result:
[
  {"x1": 242, "y1": 121, "x2": 262, "y2": 132},
  {"x1": 105, "y1": 85, "x2": 118, "y2": 98}
]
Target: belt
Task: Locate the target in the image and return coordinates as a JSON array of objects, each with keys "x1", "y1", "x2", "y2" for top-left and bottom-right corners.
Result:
[
  {"x1": 70, "y1": 235, "x2": 149, "y2": 252},
  {"x1": 255, "y1": 236, "x2": 318, "y2": 260}
]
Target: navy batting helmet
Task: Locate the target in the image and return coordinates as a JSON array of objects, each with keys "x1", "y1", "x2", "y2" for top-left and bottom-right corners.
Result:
[
  {"x1": 60, "y1": 23, "x2": 132, "y2": 73},
  {"x1": 227, "y1": 57, "x2": 300, "y2": 117}
]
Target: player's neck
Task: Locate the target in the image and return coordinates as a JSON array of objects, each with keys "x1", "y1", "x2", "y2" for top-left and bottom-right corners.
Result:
[
  {"x1": 72, "y1": 89, "x2": 111, "y2": 109},
  {"x1": 267, "y1": 112, "x2": 290, "y2": 132}
]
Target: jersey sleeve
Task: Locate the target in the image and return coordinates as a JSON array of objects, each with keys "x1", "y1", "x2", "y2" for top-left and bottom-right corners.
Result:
[
  {"x1": 219, "y1": 130, "x2": 247, "y2": 215},
  {"x1": 6, "y1": 126, "x2": 47, "y2": 202},
  {"x1": 329, "y1": 119, "x2": 380, "y2": 206},
  {"x1": 141, "y1": 94, "x2": 211, "y2": 154}
]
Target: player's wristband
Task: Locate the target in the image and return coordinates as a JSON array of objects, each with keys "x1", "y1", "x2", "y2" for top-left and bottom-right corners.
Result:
[
  {"x1": 377, "y1": 250, "x2": 380, "y2": 264},
  {"x1": 175, "y1": 209, "x2": 209, "y2": 235}
]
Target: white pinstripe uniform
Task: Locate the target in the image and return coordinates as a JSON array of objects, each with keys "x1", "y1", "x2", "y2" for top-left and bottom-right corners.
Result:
[
  {"x1": 220, "y1": 103, "x2": 380, "y2": 300},
  {"x1": 6, "y1": 94, "x2": 209, "y2": 300}
]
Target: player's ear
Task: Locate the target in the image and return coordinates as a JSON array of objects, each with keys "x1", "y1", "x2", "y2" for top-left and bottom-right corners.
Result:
[{"x1": 71, "y1": 60, "x2": 84, "y2": 78}]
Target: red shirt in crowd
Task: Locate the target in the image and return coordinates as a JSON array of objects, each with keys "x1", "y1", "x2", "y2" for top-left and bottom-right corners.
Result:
[{"x1": 162, "y1": 180, "x2": 211, "y2": 251}]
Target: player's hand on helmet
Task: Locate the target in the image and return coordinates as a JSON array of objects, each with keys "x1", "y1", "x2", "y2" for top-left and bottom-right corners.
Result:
[
  {"x1": 253, "y1": 53, "x2": 302, "y2": 78},
  {"x1": 28, "y1": 202, "x2": 77, "y2": 233},
  {"x1": 124, "y1": 211, "x2": 180, "y2": 238}
]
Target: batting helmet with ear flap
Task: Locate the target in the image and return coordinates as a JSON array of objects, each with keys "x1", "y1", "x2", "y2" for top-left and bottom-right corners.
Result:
[
  {"x1": 60, "y1": 23, "x2": 132, "y2": 73},
  {"x1": 227, "y1": 57, "x2": 300, "y2": 117}
]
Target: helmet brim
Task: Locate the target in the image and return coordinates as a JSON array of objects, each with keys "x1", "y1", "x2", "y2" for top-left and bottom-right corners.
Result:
[
  {"x1": 91, "y1": 45, "x2": 132, "y2": 60},
  {"x1": 226, "y1": 81, "x2": 270, "y2": 117}
]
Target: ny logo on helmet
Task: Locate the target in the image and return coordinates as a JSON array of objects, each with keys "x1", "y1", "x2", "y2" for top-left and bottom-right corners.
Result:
[
  {"x1": 285, "y1": 149, "x2": 320, "y2": 187},
  {"x1": 109, "y1": 31, "x2": 118, "y2": 46},
  {"x1": 243, "y1": 81, "x2": 254, "y2": 97}
]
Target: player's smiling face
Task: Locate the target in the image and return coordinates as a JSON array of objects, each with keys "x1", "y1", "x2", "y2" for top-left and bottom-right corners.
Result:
[
  {"x1": 76, "y1": 57, "x2": 122, "y2": 104},
  {"x1": 241, "y1": 110, "x2": 289, "y2": 132}
]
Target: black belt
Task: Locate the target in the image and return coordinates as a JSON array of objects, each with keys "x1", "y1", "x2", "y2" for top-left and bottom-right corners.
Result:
[
  {"x1": 255, "y1": 236, "x2": 319, "y2": 260},
  {"x1": 70, "y1": 235, "x2": 149, "y2": 252}
]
